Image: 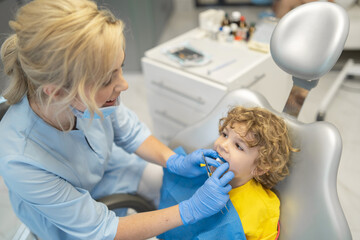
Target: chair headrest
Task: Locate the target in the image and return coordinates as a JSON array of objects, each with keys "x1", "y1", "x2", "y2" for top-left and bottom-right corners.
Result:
[{"x1": 270, "y1": 2, "x2": 349, "y2": 81}]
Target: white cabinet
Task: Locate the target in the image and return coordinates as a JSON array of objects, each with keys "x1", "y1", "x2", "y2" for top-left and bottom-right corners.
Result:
[
  {"x1": 142, "y1": 28, "x2": 291, "y2": 144},
  {"x1": 143, "y1": 58, "x2": 227, "y2": 143}
]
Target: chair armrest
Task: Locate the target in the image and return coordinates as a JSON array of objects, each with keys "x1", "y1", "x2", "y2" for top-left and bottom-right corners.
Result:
[
  {"x1": 0, "y1": 101, "x2": 9, "y2": 120},
  {"x1": 97, "y1": 193, "x2": 156, "y2": 213}
]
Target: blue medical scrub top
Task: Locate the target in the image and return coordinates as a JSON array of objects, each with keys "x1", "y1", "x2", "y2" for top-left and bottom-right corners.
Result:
[{"x1": 0, "y1": 96, "x2": 150, "y2": 240}]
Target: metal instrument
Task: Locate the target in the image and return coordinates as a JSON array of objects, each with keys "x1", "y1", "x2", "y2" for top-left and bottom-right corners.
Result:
[{"x1": 202, "y1": 153, "x2": 229, "y2": 213}]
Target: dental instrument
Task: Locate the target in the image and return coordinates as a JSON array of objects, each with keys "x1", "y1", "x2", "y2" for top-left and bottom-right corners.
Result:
[
  {"x1": 202, "y1": 153, "x2": 229, "y2": 213},
  {"x1": 202, "y1": 153, "x2": 212, "y2": 178},
  {"x1": 207, "y1": 59, "x2": 237, "y2": 75}
]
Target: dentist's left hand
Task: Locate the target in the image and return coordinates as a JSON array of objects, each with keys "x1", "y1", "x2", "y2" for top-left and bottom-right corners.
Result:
[
  {"x1": 179, "y1": 163, "x2": 234, "y2": 225},
  {"x1": 166, "y1": 149, "x2": 220, "y2": 178}
]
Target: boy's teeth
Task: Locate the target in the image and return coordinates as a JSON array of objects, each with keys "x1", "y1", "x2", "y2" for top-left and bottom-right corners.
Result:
[{"x1": 217, "y1": 156, "x2": 226, "y2": 163}]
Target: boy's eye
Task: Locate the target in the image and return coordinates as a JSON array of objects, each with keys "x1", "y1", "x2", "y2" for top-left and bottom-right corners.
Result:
[
  {"x1": 222, "y1": 132, "x2": 227, "y2": 138},
  {"x1": 235, "y1": 143, "x2": 243, "y2": 151}
]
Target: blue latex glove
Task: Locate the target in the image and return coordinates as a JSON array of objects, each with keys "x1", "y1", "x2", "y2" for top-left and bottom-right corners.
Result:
[
  {"x1": 178, "y1": 163, "x2": 234, "y2": 225},
  {"x1": 167, "y1": 149, "x2": 221, "y2": 178}
]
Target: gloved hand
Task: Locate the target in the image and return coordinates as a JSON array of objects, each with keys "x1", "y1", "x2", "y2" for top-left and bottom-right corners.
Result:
[
  {"x1": 178, "y1": 163, "x2": 234, "y2": 225},
  {"x1": 167, "y1": 149, "x2": 221, "y2": 178}
]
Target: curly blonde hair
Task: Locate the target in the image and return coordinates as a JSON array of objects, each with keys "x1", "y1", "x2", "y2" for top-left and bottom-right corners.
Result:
[
  {"x1": 219, "y1": 106, "x2": 299, "y2": 189},
  {"x1": 1, "y1": 0, "x2": 125, "y2": 130}
]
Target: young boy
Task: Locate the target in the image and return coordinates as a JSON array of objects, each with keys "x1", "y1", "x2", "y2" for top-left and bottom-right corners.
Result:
[
  {"x1": 215, "y1": 106, "x2": 298, "y2": 239},
  {"x1": 159, "y1": 106, "x2": 298, "y2": 240}
]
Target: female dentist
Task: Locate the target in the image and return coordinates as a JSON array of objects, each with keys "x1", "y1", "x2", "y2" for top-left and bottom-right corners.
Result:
[{"x1": 0, "y1": 0, "x2": 234, "y2": 239}]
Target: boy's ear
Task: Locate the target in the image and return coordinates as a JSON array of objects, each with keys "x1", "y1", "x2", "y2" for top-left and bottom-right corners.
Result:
[
  {"x1": 252, "y1": 167, "x2": 269, "y2": 177},
  {"x1": 42, "y1": 84, "x2": 63, "y2": 98}
]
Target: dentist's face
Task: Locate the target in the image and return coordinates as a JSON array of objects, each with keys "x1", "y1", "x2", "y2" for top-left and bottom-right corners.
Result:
[
  {"x1": 213, "y1": 123, "x2": 259, "y2": 188},
  {"x1": 72, "y1": 49, "x2": 128, "y2": 111}
]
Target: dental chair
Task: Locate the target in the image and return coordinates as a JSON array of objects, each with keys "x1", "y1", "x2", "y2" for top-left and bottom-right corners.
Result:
[{"x1": 169, "y1": 2, "x2": 352, "y2": 239}]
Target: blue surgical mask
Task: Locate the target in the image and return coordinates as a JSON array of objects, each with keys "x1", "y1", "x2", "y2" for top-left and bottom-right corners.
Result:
[{"x1": 71, "y1": 98, "x2": 120, "y2": 119}]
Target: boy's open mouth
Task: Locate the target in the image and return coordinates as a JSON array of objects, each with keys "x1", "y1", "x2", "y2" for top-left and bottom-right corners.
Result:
[{"x1": 216, "y1": 154, "x2": 226, "y2": 163}]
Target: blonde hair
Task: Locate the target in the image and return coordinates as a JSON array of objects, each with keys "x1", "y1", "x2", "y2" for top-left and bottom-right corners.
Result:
[
  {"x1": 1, "y1": 0, "x2": 125, "y2": 130},
  {"x1": 219, "y1": 106, "x2": 299, "y2": 189}
]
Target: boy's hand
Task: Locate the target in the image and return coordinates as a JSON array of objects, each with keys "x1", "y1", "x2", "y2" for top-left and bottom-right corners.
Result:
[
  {"x1": 166, "y1": 149, "x2": 221, "y2": 178},
  {"x1": 178, "y1": 163, "x2": 234, "y2": 225}
]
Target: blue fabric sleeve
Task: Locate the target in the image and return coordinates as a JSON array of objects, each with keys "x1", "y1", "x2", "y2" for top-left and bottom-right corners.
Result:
[
  {"x1": 1, "y1": 155, "x2": 118, "y2": 240},
  {"x1": 111, "y1": 103, "x2": 151, "y2": 153}
]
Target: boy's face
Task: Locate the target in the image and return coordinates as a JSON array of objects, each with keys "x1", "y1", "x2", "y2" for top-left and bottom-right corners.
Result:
[{"x1": 213, "y1": 123, "x2": 259, "y2": 188}]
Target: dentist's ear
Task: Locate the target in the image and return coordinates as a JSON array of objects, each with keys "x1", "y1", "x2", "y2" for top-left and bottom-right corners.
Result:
[{"x1": 42, "y1": 84, "x2": 63, "y2": 98}]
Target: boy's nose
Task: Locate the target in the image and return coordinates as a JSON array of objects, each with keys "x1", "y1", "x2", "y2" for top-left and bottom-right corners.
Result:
[{"x1": 219, "y1": 140, "x2": 229, "y2": 152}]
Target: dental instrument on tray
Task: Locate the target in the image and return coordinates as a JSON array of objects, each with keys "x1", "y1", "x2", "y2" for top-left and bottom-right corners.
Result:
[
  {"x1": 202, "y1": 153, "x2": 229, "y2": 213},
  {"x1": 207, "y1": 58, "x2": 237, "y2": 75}
]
